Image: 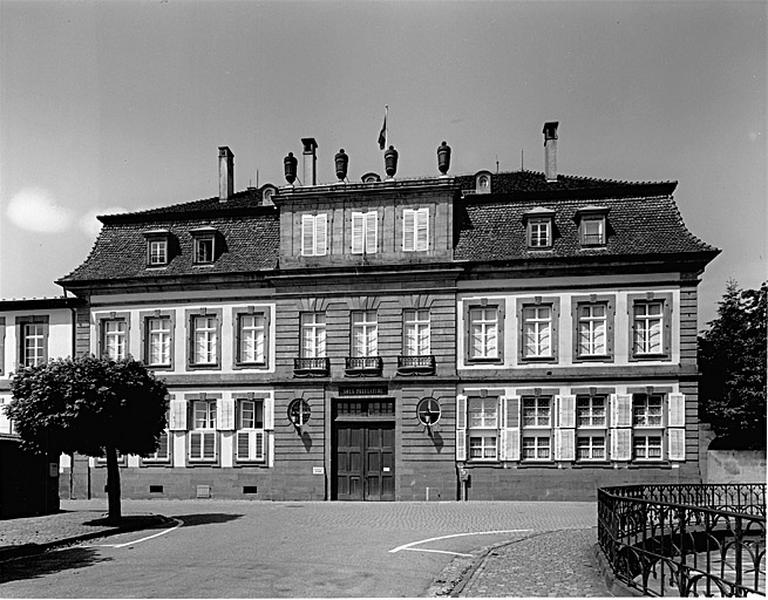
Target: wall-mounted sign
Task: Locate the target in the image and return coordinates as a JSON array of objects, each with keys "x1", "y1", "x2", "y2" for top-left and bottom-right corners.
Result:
[
  {"x1": 416, "y1": 398, "x2": 442, "y2": 426},
  {"x1": 312, "y1": 466, "x2": 325, "y2": 475},
  {"x1": 288, "y1": 399, "x2": 311, "y2": 427}
]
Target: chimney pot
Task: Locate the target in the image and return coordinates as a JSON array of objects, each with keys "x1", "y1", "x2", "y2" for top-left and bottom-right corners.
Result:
[
  {"x1": 543, "y1": 121, "x2": 559, "y2": 182},
  {"x1": 218, "y1": 146, "x2": 234, "y2": 201},
  {"x1": 301, "y1": 137, "x2": 318, "y2": 186}
]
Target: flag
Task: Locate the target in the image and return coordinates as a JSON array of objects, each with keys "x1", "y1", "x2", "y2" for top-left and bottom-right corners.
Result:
[{"x1": 378, "y1": 112, "x2": 387, "y2": 150}]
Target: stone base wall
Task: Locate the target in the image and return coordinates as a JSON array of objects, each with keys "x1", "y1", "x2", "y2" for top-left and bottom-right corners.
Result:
[{"x1": 706, "y1": 450, "x2": 767, "y2": 484}]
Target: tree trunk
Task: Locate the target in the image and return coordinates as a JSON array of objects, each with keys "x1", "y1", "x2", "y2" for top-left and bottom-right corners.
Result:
[{"x1": 105, "y1": 446, "x2": 121, "y2": 524}]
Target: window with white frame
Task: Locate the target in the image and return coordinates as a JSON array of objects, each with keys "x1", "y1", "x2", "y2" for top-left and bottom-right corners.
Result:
[
  {"x1": 522, "y1": 305, "x2": 552, "y2": 359},
  {"x1": 634, "y1": 435, "x2": 663, "y2": 461},
  {"x1": 148, "y1": 239, "x2": 168, "y2": 266},
  {"x1": 351, "y1": 211, "x2": 378, "y2": 254},
  {"x1": 194, "y1": 236, "x2": 215, "y2": 264},
  {"x1": 521, "y1": 396, "x2": 552, "y2": 460},
  {"x1": 468, "y1": 396, "x2": 498, "y2": 460},
  {"x1": 577, "y1": 303, "x2": 607, "y2": 357},
  {"x1": 236, "y1": 313, "x2": 267, "y2": 365},
  {"x1": 21, "y1": 322, "x2": 47, "y2": 367},
  {"x1": 527, "y1": 218, "x2": 552, "y2": 248},
  {"x1": 300, "y1": 313, "x2": 326, "y2": 358},
  {"x1": 468, "y1": 306, "x2": 499, "y2": 361},
  {"x1": 145, "y1": 317, "x2": 172, "y2": 367},
  {"x1": 576, "y1": 396, "x2": 606, "y2": 428},
  {"x1": 102, "y1": 319, "x2": 127, "y2": 361},
  {"x1": 191, "y1": 315, "x2": 218, "y2": 366},
  {"x1": 351, "y1": 310, "x2": 377, "y2": 357},
  {"x1": 576, "y1": 395, "x2": 607, "y2": 461},
  {"x1": 632, "y1": 394, "x2": 664, "y2": 427},
  {"x1": 189, "y1": 400, "x2": 216, "y2": 461},
  {"x1": 633, "y1": 301, "x2": 664, "y2": 355},
  {"x1": 577, "y1": 436, "x2": 606, "y2": 461},
  {"x1": 301, "y1": 214, "x2": 327, "y2": 257},
  {"x1": 236, "y1": 398, "x2": 265, "y2": 462},
  {"x1": 402, "y1": 208, "x2": 429, "y2": 252},
  {"x1": 145, "y1": 428, "x2": 170, "y2": 462},
  {"x1": 580, "y1": 216, "x2": 606, "y2": 246},
  {"x1": 403, "y1": 309, "x2": 430, "y2": 356}
]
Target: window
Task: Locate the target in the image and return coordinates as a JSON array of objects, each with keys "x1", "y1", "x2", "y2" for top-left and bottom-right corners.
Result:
[
  {"x1": 633, "y1": 301, "x2": 664, "y2": 355},
  {"x1": 522, "y1": 305, "x2": 552, "y2": 359},
  {"x1": 351, "y1": 310, "x2": 377, "y2": 357},
  {"x1": 0, "y1": 317, "x2": 5, "y2": 375},
  {"x1": 577, "y1": 304, "x2": 607, "y2": 357},
  {"x1": 145, "y1": 317, "x2": 172, "y2": 367},
  {"x1": 194, "y1": 237, "x2": 215, "y2": 264},
  {"x1": 301, "y1": 214, "x2": 327, "y2": 256},
  {"x1": 300, "y1": 313, "x2": 326, "y2": 358},
  {"x1": 351, "y1": 211, "x2": 378, "y2": 254},
  {"x1": 528, "y1": 219, "x2": 552, "y2": 248},
  {"x1": 148, "y1": 239, "x2": 168, "y2": 266},
  {"x1": 475, "y1": 172, "x2": 492, "y2": 194},
  {"x1": 402, "y1": 208, "x2": 429, "y2": 252},
  {"x1": 144, "y1": 415, "x2": 170, "y2": 463},
  {"x1": 20, "y1": 321, "x2": 47, "y2": 367},
  {"x1": 634, "y1": 435, "x2": 663, "y2": 461},
  {"x1": 102, "y1": 319, "x2": 127, "y2": 360},
  {"x1": 576, "y1": 395, "x2": 607, "y2": 462},
  {"x1": 403, "y1": 309, "x2": 430, "y2": 356},
  {"x1": 236, "y1": 313, "x2": 267, "y2": 366},
  {"x1": 189, "y1": 400, "x2": 216, "y2": 461},
  {"x1": 467, "y1": 305, "x2": 501, "y2": 361},
  {"x1": 632, "y1": 394, "x2": 664, "y2": 427},
  {"x1": 236, "y1": 398, "x2": 265, "y2": 462},
  {"x1": 189, "y1": 313, "x2": 220, "y2": 367},
  {"x1": 576, "y1": 396, "x2": 606, "y2": 428},
  {"x1": 521, "y1": 396, "x2": 552, "y2": 461},
  {"x1": 577, "y1": 436, "x2": 606, "y2": 461},
  {"x1": 468, "y1": 396, "x2": 498, "y2": 460},
  {"x1": 580, "y1": 216, "x2": 606, "y2": 246}
]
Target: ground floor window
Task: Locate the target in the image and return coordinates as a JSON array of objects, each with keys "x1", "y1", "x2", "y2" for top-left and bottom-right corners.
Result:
[
  {"x1": 469, "y1": 435, "x2": 497, "y2": 460},
  {"x1": 633, "y1": 435, "x2": 663, "y2": 461},
  {"x1": 577, "y1": 435, "x2": 606, "y2": 461},
  {"x1": 522, "y1": 435, "x2": 551, "y2": 460},
  {"x1": 189, "y1": 400, "x2": 217, "y2": 461}
]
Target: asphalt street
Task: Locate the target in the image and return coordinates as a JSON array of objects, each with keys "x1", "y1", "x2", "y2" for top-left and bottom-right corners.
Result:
[{"x1": 0, "y1": 499, "x2": 597, "y2": 597}]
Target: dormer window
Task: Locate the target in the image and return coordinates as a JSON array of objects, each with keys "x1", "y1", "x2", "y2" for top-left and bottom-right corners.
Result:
[
  {"x1": 260, "y1": 185, "x2": 277, "y2": 207},
  {"x1": 576, "y1": 206, "x2": 609, "y2": 248},
  {"x1": 475, "y1": 171, "x2": 492, "y2": 194},
  {"x1": 143, "y1": 229, "x2": 171, "y2": 267},
  {"x1": 191, "y1": 227, "x2": 218, "y2": 264},
  {"x1": 523, "y1": 207, "x2": 555, "y2": 250}
]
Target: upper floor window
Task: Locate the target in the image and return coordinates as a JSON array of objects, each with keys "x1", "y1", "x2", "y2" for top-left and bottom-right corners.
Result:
[
  {"x1": 577, "y1": 303, "x2": 607, "y2": 357},
  {"x1": 633, "y1": 301, "x2": 664, "y2": 355},
  {"x1": 580, "y1": 216, "x2": 606, "y2": 247},
  {"x1": 144, "y1": 229, "x2": 171, "y2": 267},
  {"x1": 300, "y1": 312, "x2": 326, "y2": 358},
  {"x1": 467, "y1": 305, "x2": 501, "y2": 362},
  {"x1": 301, "y1": 214, "x2": 327, "y2": 257},
  {"x1": 102, "y1": 318, "x2": 127, "y2": 361},
  {"x1": 351, "y1": 211, "x2": 378, "y2": 254},
  {"x1": 236, "y1": 312, "x2": 267, "y2": 366},
  {"x1": 350, "y1": 310, "x2": 378, "y2": 357},
  {"x1": 576, "y1": 395, "x2": 607, "y2": 428},
  {"x1": 632, "y1": 393, "x2": 664, "y2": 428},
  {"x1": 528, "y1": 218, "x2": 552, "y2": 248},
  {"x1": 19, "y1": 316, "x2": 49, "y2": 367},
  {"x1": 402, "y1": 208, "x2": 429, "y2": 252},
  {"x1": 475, "y1": 172, "x2": 492, "y2": 194},
  {"x1": 145, "y1": 317, "x2": 172, "y2": 367},
  {"x1": 403, "y1": 309, "x2": 430, "y2": 356},
  {"x1": 522, "y1": 305, "x2": 553, "y2": 359},
  {"x1": 191, "y1": 227, "x2": 218, "y2": 265},
  {"x1": 190, "y1": 314, "x2": 219, "y2": 367}
]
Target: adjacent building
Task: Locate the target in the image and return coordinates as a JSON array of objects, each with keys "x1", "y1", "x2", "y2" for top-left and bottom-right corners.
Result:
[{"x1": 0, "y1": 123, "x2": 719, "y2": 501}]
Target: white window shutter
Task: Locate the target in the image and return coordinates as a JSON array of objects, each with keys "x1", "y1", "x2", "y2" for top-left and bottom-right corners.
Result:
[
  {"x1": 615, "y1": 394, "x2": 632, "y2": 428},
  {"x1": 416, "y1": 208, "x2": 429, "y2": 251},
  {"x1": 668, "y1": 428, "x2": 686, "y2": 461},
  {"x1": 264, "y1": 395, "x2": 274, "y2": 430},
  {"x1": 611, "y1": 428, "x2": 632, "y2": 461},
  {"x1": 456, "y1": 394, "x2": 467, "y2": 461},
  {"x1": 301, "y1": 215, "x2": 313, "y2": 256},
  {"x1": 403, "y1": 210, "x2": 415, "y2": 251},
  {"x1": 365, "y1": 211, "x2": 377, "y2": 253},
  {"x1": 555, "y1": 429, "x2": 575, "y2": 461},
  {"x1": 217, "y1": 398, "x2": 235, "y2": 431},
  {"x1": 503, "y1": 396, "x2": 520, "y2": 461},
  {"x1": 351, "y1": 212, "x2": 364, "y2": 254},
  {"x1": 668, "y1": 393, "x2": 686, "y2": 428},
  {"x1": 315, "y1": 214, "x2": 327, "y2": 256},
  {"x1": 558, "y1": 395, "x2": 576, "y2": 428},
  {"x1": 169, "y1": 398, "x2": 187, "y2": 431}
]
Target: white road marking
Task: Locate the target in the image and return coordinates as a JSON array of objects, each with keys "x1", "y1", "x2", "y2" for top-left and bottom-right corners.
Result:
[
  {"x1": 87, "y1": 517, "x2": 183, "y2": 549},
  {"x1": 401, "y1": 547, "x2": 474, "y2": 558},
  {"x1": 389, "y1": 529, "x2": 531, "y2": 554}
]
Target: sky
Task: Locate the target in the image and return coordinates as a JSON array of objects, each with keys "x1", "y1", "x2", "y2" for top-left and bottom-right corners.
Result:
[{"x1": 0, "y1": 1, "x2": 765, "y2": 327}]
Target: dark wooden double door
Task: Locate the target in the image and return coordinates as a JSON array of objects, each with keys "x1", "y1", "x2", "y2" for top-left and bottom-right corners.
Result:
[{"x1": 334, "y1": 423, "x2": 395, "y2": 501}]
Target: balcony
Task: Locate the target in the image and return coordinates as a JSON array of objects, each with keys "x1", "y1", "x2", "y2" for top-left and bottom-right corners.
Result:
[
  {"x1": 344, "y1": 356, "x2": 383, "y2": 377},
  {"x1": 397, "y1": 355, "x2": 436, "y2": 376},
  {"x1": 293, "y1": 357, "x2": 330, "y2": 377}
]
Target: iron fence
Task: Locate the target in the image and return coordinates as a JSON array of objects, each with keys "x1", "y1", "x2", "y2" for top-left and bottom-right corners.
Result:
[{"x1": 598, "y1": 483, "x2": 766, "y2": 596}]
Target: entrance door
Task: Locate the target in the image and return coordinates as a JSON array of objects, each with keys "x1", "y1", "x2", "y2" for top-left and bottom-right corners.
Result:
[{"x1": 335, "y1": 423, "x2": 394, "y2": 501}]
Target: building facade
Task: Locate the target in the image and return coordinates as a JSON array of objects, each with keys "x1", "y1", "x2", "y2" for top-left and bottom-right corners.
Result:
[{"x1": 0, "y1": 123, "x2": 719, "y2": 501}]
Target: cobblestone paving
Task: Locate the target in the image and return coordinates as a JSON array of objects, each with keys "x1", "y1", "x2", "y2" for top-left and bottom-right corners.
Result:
[
  {"x1": 458, "y1": 527, "x2": 612, "y2": 597},
  {"x1": 0, "y1": 510, "x2": 116, "y2": 547}
]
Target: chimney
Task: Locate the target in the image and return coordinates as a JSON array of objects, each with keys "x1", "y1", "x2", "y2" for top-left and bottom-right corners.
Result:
[
  {"x1": 218, "y1": 146, "x2": 234, "y2": 201},
  {"x1": 301, "y1": 138, "x2": 318, "y2": 186},
  {"x1": 542, "y1": 122, "x2": 558, "y2": 182}
]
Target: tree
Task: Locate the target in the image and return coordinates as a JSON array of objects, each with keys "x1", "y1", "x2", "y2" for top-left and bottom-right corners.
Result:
[
  {"x1": 4, "y1": 355, "x2": 168, "y2": 522},
  {"x1": 698, "y1": 280, "x2": 767, "y2": 449}
]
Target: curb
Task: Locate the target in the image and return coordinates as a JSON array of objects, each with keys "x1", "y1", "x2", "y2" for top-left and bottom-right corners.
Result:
[{"x1": 0, "y1": 514, "x2": 173, "y2": 563}]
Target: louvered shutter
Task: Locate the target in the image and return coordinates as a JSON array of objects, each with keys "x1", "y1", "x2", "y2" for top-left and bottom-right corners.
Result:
[
  {"x1": 667, "y1": 393, "x2": 686, "y2": 427},
  {"x1": 156, "y1": 431, "x2": 169, "y2": 459},
  {"x1": 351, "y1": 212, "x2": 364, "y2": 254},
  {"x1": 190, "y1": 432, "x2": 202, "y2": 459},
  {"x1": 169, "y1": 397, "x2": 187, "y2": 431},
  {"x1": 611, "y1": 428, "x2": 632, "y2": 461},
  {"x1": 264, "y1": 395, "x2": 274, "y2": 430},
  {"x1": 416, "y1": 208, "x2": 429, "y2": 251},
  {"x1": 614, "y1": 394, "x2": 632, "y2": 428},
  {"x1": 236, "y1": 431, "x2": 250, "y2": 460},
  {"x1": 668, "y1": 428, "x2": 686, "y2": 461},
  {"x1": 555, "y1": 395, "x2": 576, "y2": 461},
  {"x1": 365, "y1": 211, "x2": 377, "y2": 253},
  {"x1": 254, "y1": 431, "x2": 265, "y2": 460},
  {"x1": 315, "y1": 214, "x2": 327, "y2": 256},
  {"x1": 301, "y1": 215, "x2": 313, "y2": 256},
  {"x1": 202, "y1": 432, "x2": 216, "y2": 459},
  {"x1": 456, "y1": 394, "x2": 467, "y2": 461},
  {"x1": 403, "y1": 210, "x2": 415, "y2": 251},
  {"x1": 501, "y1": 395, "x2": 520, "y2": 461},
  {"x1": 217, "y1": 398, "x2": 235, "y2": 430}
]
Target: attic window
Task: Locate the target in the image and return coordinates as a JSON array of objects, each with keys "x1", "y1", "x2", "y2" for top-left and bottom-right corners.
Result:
[
  {"x1": 261, "y1": 186, "x2": 276, "y2": 206},
  {"x1": 361, "y1": 172, "x2": 381, "y2": 184},
  {"x1": 576, "y1": 206, "x2": 609, "y2": 248},
  {"x1": 191, "y1": 227, "x2": 218, "y2": 265},
  {"x1": 523, "y1": 207, "x2": 555, "y2": 250},
  {"x1": 475, "y1": 172, "x2": 492, "y2": 194},
  {"x1": 143, "y1": 229, "x2": 171, "y2": 267}
]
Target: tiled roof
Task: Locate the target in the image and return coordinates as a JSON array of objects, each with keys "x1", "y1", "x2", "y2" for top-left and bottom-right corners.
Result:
[
  {"x1": 60, "y1": 212, "x2": 279, "y2": 283},
  {"x1": 454, "y1": 194, "x2": 717, "y2": 262}
]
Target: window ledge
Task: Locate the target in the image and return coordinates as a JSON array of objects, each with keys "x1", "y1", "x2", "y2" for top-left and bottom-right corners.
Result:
[
  {"x1": 572, "y1": 462, "x2": 613, "y2": 469},
  {"x1": 517, "y1": 462, "x2": 559, "y2": 469},
  {"x1": 628, "y1": 462, "x2": 671, "y2": 469},
  {"x1": 463, "y1": 462, "x2": 504, "y2": 469},
  {"x1": 187, "y1": 364, "x2": 222, "y2": 371}
]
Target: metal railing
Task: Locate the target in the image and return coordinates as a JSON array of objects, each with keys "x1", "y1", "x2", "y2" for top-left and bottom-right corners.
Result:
[
  {"x1": 396, "y1": 354, "x2": 435, "y2": 375},
  {"x1": 344, "y1": 356, "x2": 383, "y2": 376},
  {"x1": 598, "y1": 483, "x2": 766, "y2": 596},
  {"x1": 293, "y1": 357, "x2": 330, "y2": 377}
]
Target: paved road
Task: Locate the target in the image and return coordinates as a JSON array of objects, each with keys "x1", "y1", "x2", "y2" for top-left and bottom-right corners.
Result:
[{"x1": 0, "y1": 499, "x2": 597, "y2": 597}]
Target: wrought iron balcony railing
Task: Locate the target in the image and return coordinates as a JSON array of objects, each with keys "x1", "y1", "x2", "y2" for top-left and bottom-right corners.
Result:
[
  {"x1": 344, "y1": 356, "x2": 382, "y2": 376},
  {"x1": 293, "y1": 357, "x2": 330, "y2": 377},
  {"x1": 397, "y1": 354, "x2": 435, "y2": 375}
]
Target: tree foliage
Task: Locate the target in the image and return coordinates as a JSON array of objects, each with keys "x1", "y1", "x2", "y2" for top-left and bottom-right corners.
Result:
[{"x1": 698, "y1": 280, "x2": 767, "y2": 449}]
